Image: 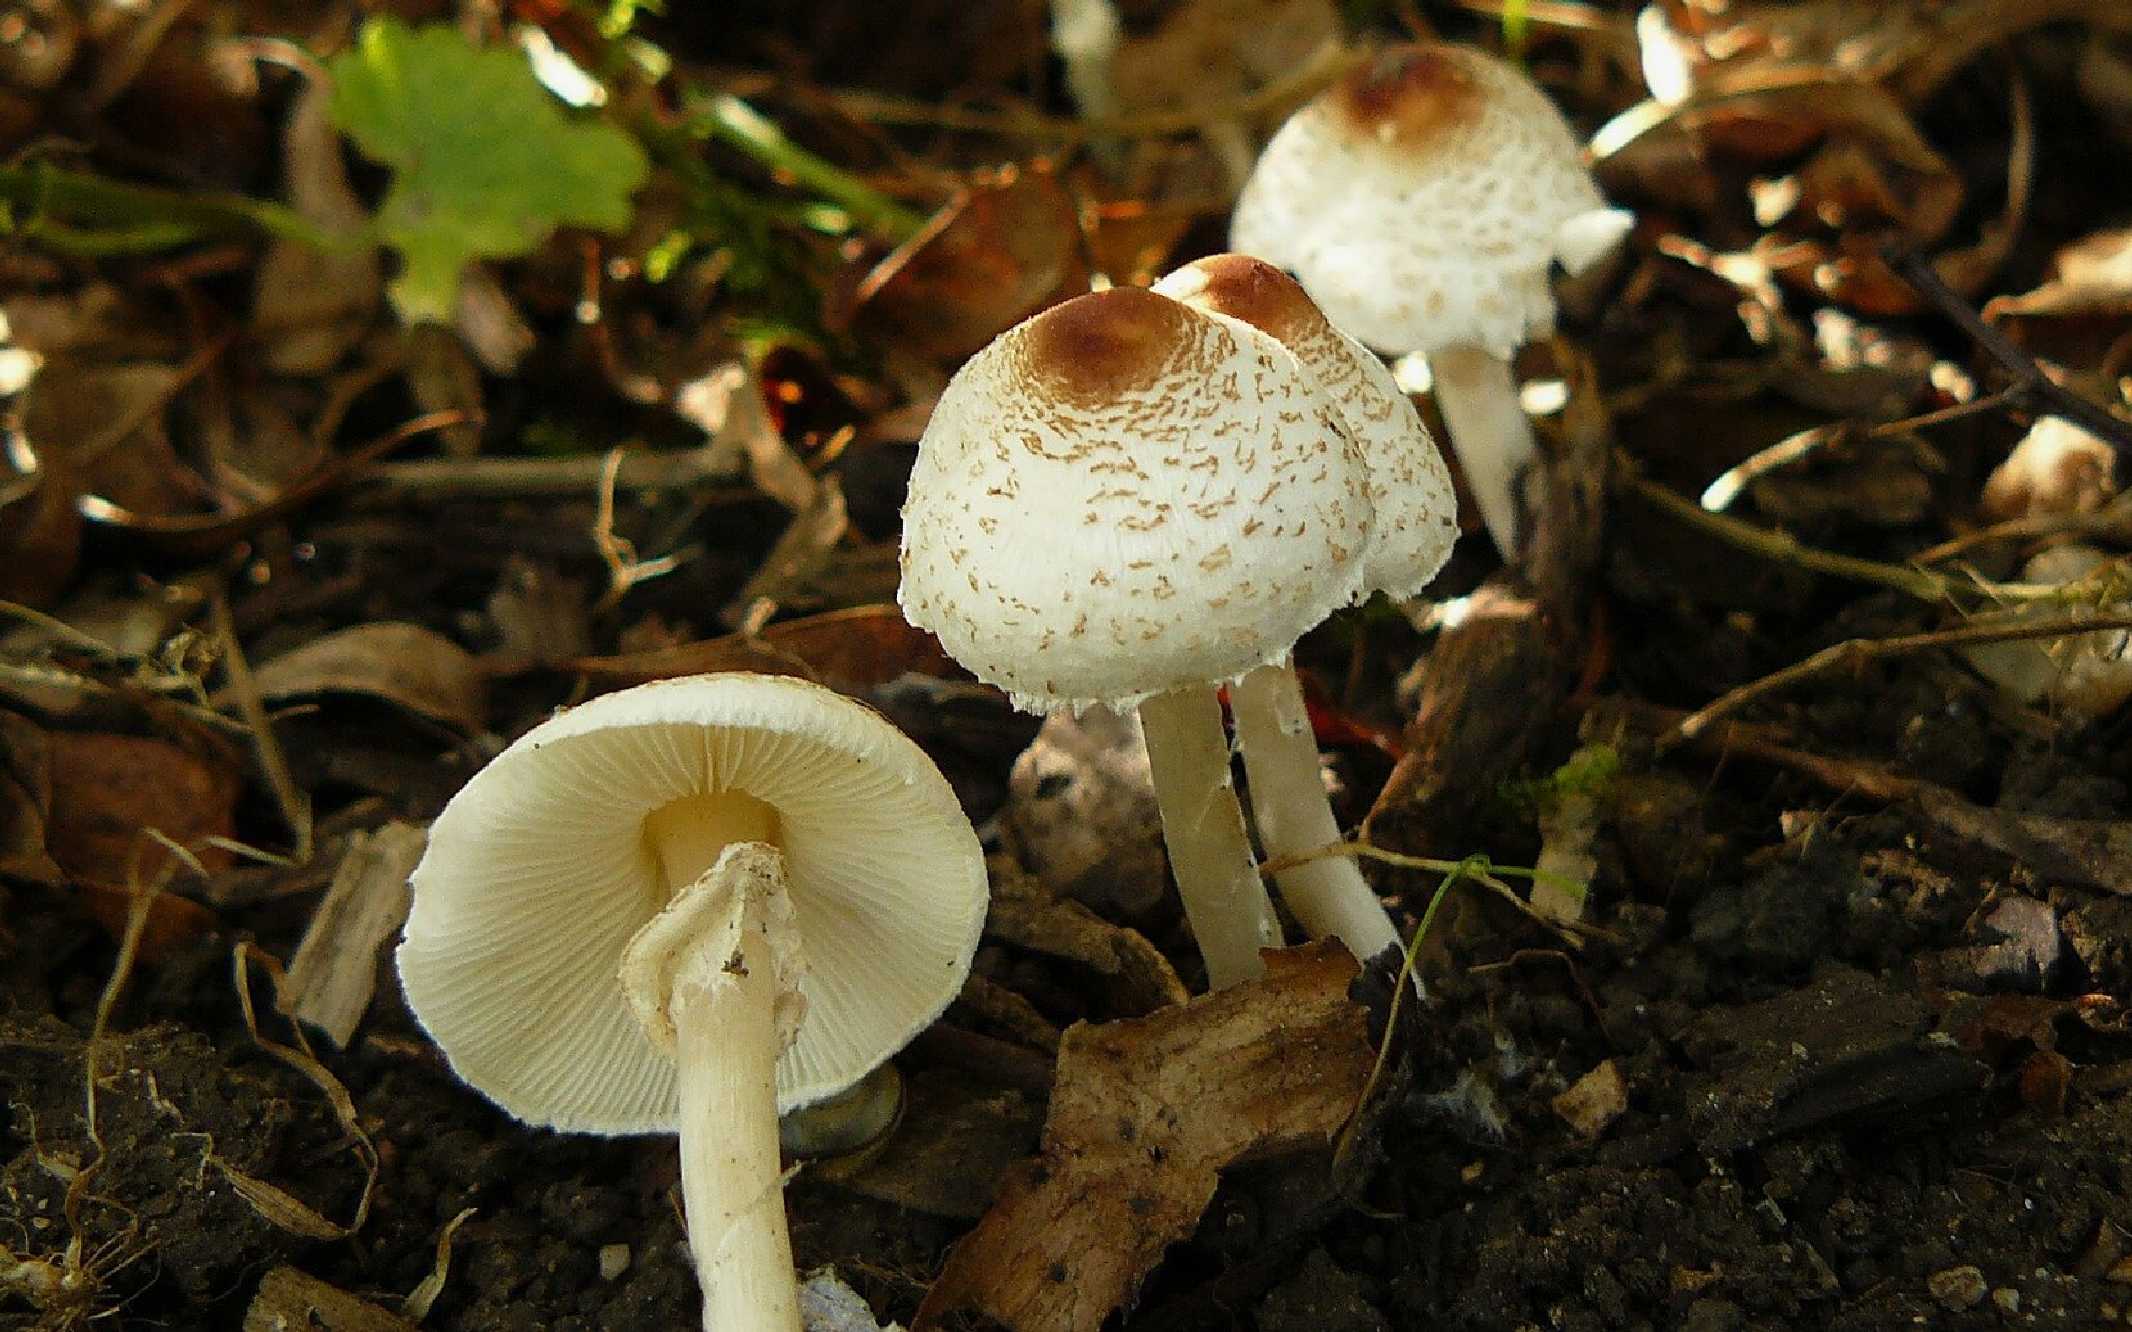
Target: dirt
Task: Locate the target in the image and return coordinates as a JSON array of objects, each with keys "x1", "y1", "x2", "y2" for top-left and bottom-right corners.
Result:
[{"x1": 6, "y1": 612, "x2": 2132, "y2": 1332}]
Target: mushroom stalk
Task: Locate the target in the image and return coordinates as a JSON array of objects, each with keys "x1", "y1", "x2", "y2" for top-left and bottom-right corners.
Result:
[
  {"x1": 1230, "y1": 662, "x2": 1401, "y2": 967},
  {"x1": 1135, "y1": 684, "x2": 1283, "y2": 988},
  {"x1": 623, "y1": 841, "x2": 807, "y2": 1332},
  {"x1": 1429, "y1": 343, "x2": 1534, "y2": 561}
]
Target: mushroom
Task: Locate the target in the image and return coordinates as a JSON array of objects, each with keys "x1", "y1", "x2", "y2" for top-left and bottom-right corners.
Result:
[
  {"x1": 397, "y1": 673, "x2": 987, "y2": 1332},
  {"x1": 1230, "y1": 41, "x2": 1632, "y2": 558},
  {"x1": 1153, "y1": 254, "x2": 1457, "y2": 968},
  {"x1": 898, "y1": 285, "x2": 1374, "y2": 988}
]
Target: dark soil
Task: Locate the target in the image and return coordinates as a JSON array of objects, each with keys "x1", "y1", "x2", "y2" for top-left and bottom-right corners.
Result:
[{"x1": 6, "y1": 573, "x2": 2132, "y2": 1331}]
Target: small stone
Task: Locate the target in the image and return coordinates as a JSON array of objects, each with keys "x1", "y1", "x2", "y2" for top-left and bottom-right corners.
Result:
[
  {"x1": 597, "y1": 1244, "x2": 630, "y2": 1281},
  {"x1": 1991, "y1": 1288, "x2": 2021, "y2": 1315},
  {"x1": 1928, "y1": 1265, "x2": 1987, "y2": 1310},
  {"x1": 1552, "y1": 1060, "x2": 1628, "y2": 1138}
]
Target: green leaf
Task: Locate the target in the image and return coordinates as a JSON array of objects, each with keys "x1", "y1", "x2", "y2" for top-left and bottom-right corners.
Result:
[{"x1": 328, "y1": 19, "x2": 649, "y2": 323}]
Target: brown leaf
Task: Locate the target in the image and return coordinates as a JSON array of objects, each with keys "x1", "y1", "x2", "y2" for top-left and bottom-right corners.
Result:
[
  {"x1": 243, "y1": 621, "x2": 487, "y2": 734},
  {"x1": 0, "y1": 448, "x2": 81, "y2": 609},
  {"x1": 0, "y1": 708, "x2": 62, "y2": 885},
  {"x1": 915, "y1": 941, "x2": 1372, "y2": 1332},
  {"x1": 46, "y1": 732, "x2": 239, "y2": 887},
  {"x1": 566, "y1": 604, "x2": 962, "y2": 695},
  {"x1": 849, "y1": 162, "x2": 1089, "y2": 364}
]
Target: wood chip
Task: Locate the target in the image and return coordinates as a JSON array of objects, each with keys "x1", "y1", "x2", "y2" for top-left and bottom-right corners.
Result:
[
  {"x1": 282, "y1": 821, "x2": 426, "y2": 1047},
  {"x1": 916, "y1": 941, "x2": 1371, "y2": 1332}
]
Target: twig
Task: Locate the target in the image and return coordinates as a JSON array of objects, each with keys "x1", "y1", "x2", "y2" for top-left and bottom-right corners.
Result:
[
  {"x1": 1258, "y1": 839, "x2": 1603, "y2": 944},
  {"x1": 1910, "y1": 495, "x2": 2132, "y2": 565},
  {"x1": 1672, "y1": 611, "x2": 2132, "y2": 740},
  {"x1": 1620, "y1": 459, "x2": 2053, "y2": 605},
  {"x1": 1882, "y1": 244, "x2": 2132, "y2": 458},
  {"x1": 365, "y1": 447, "x2": 752, "y2": 500},
  {"x1": 208, "y1": 591, "x2": 311, "y2": 860},
  {"x1": 1612, "y1": 697, "x2": 1923, "y2": 801}
]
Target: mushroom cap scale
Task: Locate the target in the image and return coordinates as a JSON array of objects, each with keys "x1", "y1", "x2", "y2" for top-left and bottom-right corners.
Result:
[
  {"x1": 1154, "y1": 255, "x2": 1459, "y2": 599},
  {"x1": 398, "y1": 673, "x2": 987, "y2": 1134},
  {"x1": 898, "y1": 287, "x2": 1374, "y2": 714},
  {"x1": 1231, "y1": 42, "x2": 1623, "y2": 357}
]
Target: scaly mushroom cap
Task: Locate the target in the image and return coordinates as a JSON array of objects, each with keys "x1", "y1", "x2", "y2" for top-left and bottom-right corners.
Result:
[
  {"x1": 1155, "y1": 254, "x2": 1459, "y2": 599},
  {"x1": 898, "y1": 286, "x2": 1373, "y2": 713},
  {"x1": 1231, "y1": 42, "x2": 1629, "y2": 357},
  {"x1": 398, "y1": 673, "x2": 987, "y2": 1133}
]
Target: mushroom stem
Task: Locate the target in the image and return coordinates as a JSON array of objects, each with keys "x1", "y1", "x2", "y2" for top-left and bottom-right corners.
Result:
[
  {"x1": 1230, "y1": 662, "x2": 1401, "y2": 967},
  {"x1": 1135, "y1": 684, "x2": 1283, "y2": 988},
  {"x1": 1430, "y1": 342, "x2": 1535, "y2": 560},
  {"x1": 622, "y1": 842, "x2": 806, "y2": 1332}
]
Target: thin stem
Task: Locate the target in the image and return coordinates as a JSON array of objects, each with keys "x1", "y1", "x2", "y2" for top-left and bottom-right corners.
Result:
[
  {"x1": 0, "y1": 162, "x2": 340, "y2": 251},
  {"x1": 1621, "y1": 461, "x2": 2059, "y2": 605},
  {"x1": 1231, "y1": 663, "x2": 1400, "y2": 966},
  {"x1": 622, "y1": 844, "x2": 805, "y2": 1332},
  {"x1": 1431, "y1": 344, "x2": 1534, "y2": 560},
  {"x1": 688, "y1": 93, "x2": 929, "y2": 242},
  {"x1": 1137, "y1": 685, "x2": 1282, "y2": 989},
  {"x1": 1882, "y1": 244, "x2": 2132, "y2": 460},
  {"x1": 1671, "y1": 610, "x2": 2132, "y2": 741}
]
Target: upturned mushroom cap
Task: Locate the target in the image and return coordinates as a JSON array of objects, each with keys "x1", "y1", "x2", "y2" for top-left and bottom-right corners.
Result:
[
  {"x1": 397, "y1": 673, "x2": 987, "y2": 1133},
  {"x1": 898, "y1": 286, "x2": 1373, "y2": 714},
  {"x1": 1231, "y1": 42, "x2": 1631, "y2": 357},
  {"x1": 1154, "y1": 254, "x2": 1458, "y2": 599}
]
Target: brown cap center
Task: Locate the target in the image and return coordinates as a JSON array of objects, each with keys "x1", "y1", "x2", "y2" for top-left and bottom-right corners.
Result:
[
  {"x1": 1158, "y1": 254, "x2": 1327, "y2": 346},
  {"x1": 1333, "y1": 43, "x2": 1483, "y2": 148},
  {"x1": 1020, "y1": 287, "x2": 1195, "y2": 404}
]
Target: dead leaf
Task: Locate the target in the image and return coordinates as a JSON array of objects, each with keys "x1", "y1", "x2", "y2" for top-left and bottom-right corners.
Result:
[
  {"x1": 1985, "y1": 228, "x2": 2132, "y2": 323},
  {"x1": 1552, "y1": 1059, "x2": 1629, "y2": 1137},
  {"x1": 985, "y1": 864, "x2": 1187, "y2": 1014},
  {"x1": 45, "y1": 731, "x2": 238, "y2": 886},
  {"x1": 915, "y1": 941, "x2": 1372, "y2": 1332},
  {"x1": 244, "y1": 1267, "x2": 416, "y2": 1332},
  {"x1": 282, "y1": 821, "x2": 425, "y2": 1047},
  {"x1": 1979, "y1": 417, "x2": 2120, "y2": 521},
  {"x1": 674, "y1": 360, "x2": 816, "y2": 513},
  {"x1": 564, "y1": 604, "x2": 963, "y2": 694},
  {"x1": 1632, "y1": 0, "x2": 2132, "y2": 106},
  {"x1": 42, "y1": 730, "x2": 236, "y2": 954},
  {"x1": 243, "y1": 622, "x2": 487, "y2": 733},
  {"x1": 0, "y1": 442, "x2": 82, "y2": 608},
  {"x1": 849, "y1": 162, "x2": 1088, "y2": 364},
  {"x1": 0, "y1": 708, "x2": 62, "y2": 885}
]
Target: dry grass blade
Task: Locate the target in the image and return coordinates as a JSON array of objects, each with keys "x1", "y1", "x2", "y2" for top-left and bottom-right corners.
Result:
[{"x1": 229, "y1": 942, "x2": 379, "y2": 1239}]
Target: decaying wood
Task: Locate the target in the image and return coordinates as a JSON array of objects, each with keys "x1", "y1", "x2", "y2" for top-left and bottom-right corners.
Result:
[
  {"x1": 281, "y1": 821, "x2": 426, "y2": 1047},
  {"x1": 914, "y1": 941, "x2": 1372, "y2": 1332},
  {"x1": 243, "y1": 1266, "x2": 415, "y2": 1332}
]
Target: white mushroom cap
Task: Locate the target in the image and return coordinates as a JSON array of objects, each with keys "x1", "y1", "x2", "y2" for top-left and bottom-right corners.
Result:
[
  {"x1": 397, "y1": 673, "x2": 987, "y2": 1133},
  {"x1": 1231, "y1": 42, "x2": 1632, "y2": 357},
  {"x1": 897, "y1": 286, "x2": 1373, "y2": 714},
  {"x1": 1154, "y1": 254, "x2": 1459, "y2": 599}
]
